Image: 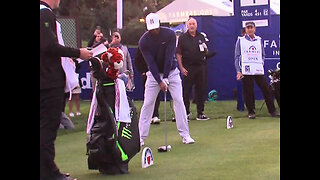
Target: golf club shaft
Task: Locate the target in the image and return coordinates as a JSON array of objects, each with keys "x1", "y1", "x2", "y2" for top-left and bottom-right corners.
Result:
[{"x1": 164, "y1": 91, "x2": 167, "y2": 147}]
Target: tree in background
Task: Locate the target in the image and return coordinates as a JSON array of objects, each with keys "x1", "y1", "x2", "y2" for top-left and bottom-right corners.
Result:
[{"x1": 57, "y1": 0, "x2": 173, "y2": 46}]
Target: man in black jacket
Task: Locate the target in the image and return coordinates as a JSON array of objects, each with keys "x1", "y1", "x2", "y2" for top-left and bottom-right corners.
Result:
[
  {"x1": 40, "y1": 0, "x2": 92, "y2": 180},
  {"x1": 176, "y1": 18, "x2": 209, "y2": 121}
]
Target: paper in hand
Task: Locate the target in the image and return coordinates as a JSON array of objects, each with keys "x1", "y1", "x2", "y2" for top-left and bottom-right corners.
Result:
[{"x1": 77, "y1": 44, "x2": 108, "y2": 63}]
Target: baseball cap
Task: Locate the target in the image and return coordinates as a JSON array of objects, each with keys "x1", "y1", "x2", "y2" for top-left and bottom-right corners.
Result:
[
  {"x1": 146, "y1": 13, "x2": 160, "y2": 31},
  {"x1": 245, "y1": 21, "x2": 255, "y2": 27}
]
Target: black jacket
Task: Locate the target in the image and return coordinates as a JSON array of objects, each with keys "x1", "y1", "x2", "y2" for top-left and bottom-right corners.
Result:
[
  {"x1": 176, "y1": 31, "x2": 206, "y2": 66},
  {"x1": 40, "y1": 1, "x2": 80, "y2": 90},
  {"x1": 134, "y1": 47, "x2": 148, "y2": 74}
]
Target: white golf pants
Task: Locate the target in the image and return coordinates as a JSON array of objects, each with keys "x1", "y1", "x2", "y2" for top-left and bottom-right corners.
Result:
[{"x1": 139, "y1": 68, "x2": 190, "y2": 142}]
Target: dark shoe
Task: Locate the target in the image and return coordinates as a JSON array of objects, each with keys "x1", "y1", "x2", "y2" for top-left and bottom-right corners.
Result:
[
  {"x1": 187, "y1": 113, "x2": 191, "y2": 121},
  {"x1": 270, "y1": 111, "x2": 280, "y2": 117},
  {"x1": 196, "y1": 114, "x2": 210, "y2": 121},
  {"x1": 172, "y1": 117, "x2": 176, "y2": 122},
  {"x1": 248, "y1": 113, "x2": 256, "y2": 119}
]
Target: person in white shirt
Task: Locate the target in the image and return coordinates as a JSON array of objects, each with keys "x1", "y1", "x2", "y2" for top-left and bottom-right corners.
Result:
[{"x1": 234, "y1": 21, "x2": 280, "y2": 119}]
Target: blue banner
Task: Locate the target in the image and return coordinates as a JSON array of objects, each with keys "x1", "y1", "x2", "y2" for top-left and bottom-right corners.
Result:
[{"x1": 79, "y1": 15, "x2": 279, "y2": 101}]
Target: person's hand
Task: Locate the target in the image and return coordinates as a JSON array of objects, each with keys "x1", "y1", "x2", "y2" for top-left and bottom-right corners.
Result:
[
  {"x1": 94, "y1": 29, "x2": 101, "y2": 36},
  {"x1": 110, "y1": 38, "x2": 117, "y2": 46},
  {"x1": 159, "y1": 82, "x2": 168, "y2": 92},
  {"x1": 103, "y1": 40, "x2": 109, "y2": 46},
  {"x1": 79, "y1": 48, "x2": 93, "y2": 60},
  {"x1": 180, "y1": 66, "x2": 188, "y2": 76},
  {"x1": 236, "y1": 72, "x2": 244, "y2": 80}
]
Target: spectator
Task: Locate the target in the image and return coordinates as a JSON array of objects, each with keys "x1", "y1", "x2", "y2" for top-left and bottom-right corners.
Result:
[
  {"x1": 234, "y1": 21, "x2": 280, "y2": 119},
  {"x1": 40, "y1": 1, "x2": 92, "y2": 180},
  {"x1": 176, "y1": 17, "x2": 210, "y2": 121},
  {"x1": 88, "y1": 27, "x2": 109, "y2": 92},
  {"x1": 87, "y1": 26, "x2": 109, "y2": 48},
  {"x1": 110, "y1": 31, "x2": 134, "y2": 89},
  {"x1": 60, "y1": 93, "x2": 75, "y2": 129},
  {"x1": 68, "y1": 59, "x2": 82, "y2": 117}
]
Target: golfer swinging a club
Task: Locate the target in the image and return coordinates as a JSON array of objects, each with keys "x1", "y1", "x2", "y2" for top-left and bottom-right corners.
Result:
[{"x1": 138, "y1": 13, "x2": 195, "y2": 146}]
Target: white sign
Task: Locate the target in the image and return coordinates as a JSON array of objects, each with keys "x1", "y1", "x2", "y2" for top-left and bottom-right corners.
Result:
[
  {"x1": 240, "y1": 0, "x2": 268, "y2": 7},
  {"x1": 141, "y1": 147, "x2": 154, "y2": 168},
  {"x1": 239, "y1": 0, "x2": 270, "y2": 27},
  {"x1": 226, "y1": 116, "x2": 234, "y2": 129}
]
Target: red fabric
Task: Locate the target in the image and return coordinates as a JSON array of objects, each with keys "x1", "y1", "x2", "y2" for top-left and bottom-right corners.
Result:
[{"x1": 101, "y1": 47, "x2": 123, "y2": 79}]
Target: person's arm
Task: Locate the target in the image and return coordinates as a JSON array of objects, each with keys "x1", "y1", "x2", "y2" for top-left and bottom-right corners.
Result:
[
  {"x1": 261, "y1": 38, "x2": 265, "y2": 64},
  {"x1": 176, "y1": 35, "x2": 188, "y2": 76},
  {"x1": 40, "y1": 9, "x2": 80, "y2": 58},
  {"x1": 163, "y1": 30, "x2": 176, "y2": 79},
  {"x1": 234, "y1": 37, "x2": 243, "y2": 80},
  {"x1": 176, "y1": 53, "x2": 188, "y2": 76},
  {"x1": 139, "y1": 37, "x2": 162, "y2": 84},
  {"x1": 125, "y1": 46, "x2": 134, "y2": 77}
]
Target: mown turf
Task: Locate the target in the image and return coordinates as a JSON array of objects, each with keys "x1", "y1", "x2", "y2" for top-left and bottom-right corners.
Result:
[{"x1": 55, "y1": 100, "x2": 280, "y2": 180}]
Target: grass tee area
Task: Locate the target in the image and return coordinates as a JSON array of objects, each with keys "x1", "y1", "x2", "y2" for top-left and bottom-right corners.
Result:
[{"x1": 56, "y1": 100, "x2": 280, "y2": 180}]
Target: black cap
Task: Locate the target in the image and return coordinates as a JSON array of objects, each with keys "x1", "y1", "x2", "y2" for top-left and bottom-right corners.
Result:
[{"x1": 245, "y1": 21, "x2": 255, "y2": 27}]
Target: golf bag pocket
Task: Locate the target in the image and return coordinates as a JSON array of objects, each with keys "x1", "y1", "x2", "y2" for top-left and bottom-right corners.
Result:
[{"x1": 117, "y1": 97, "x2": 140, "y2": 161}]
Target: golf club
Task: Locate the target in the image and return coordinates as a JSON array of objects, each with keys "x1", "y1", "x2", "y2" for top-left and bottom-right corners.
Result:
[{"x1": 158, "y1": 91, "x2": 171, "y2": 152}]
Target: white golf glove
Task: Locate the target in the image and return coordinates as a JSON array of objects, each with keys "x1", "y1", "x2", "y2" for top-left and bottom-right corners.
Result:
[{"x1": 162, "y1": 78, "x2": 169, "y2": 86}]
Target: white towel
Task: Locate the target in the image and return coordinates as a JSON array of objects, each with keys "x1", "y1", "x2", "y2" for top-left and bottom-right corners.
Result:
[
  {"x1": 115, "y1": 79, "x2": 131, "y2": 123},
  {"x1": 86, "y1": 79, "x2": 131, "y2": 134}
]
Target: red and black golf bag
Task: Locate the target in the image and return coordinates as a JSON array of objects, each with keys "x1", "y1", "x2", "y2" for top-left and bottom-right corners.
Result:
[{"x1": 86, "y1": 55, "x2": 140, "y2": 175}]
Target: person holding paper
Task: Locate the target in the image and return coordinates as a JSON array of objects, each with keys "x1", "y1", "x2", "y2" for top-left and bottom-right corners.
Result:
[
  {"x1": 234, "y1": 21, "x2": 280, "y2": 119},
  {"x1": 40, "y1": 0, "x2": 92, "y2": 180}
]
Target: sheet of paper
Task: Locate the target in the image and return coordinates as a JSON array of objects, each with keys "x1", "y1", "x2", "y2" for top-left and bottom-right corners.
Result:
[
  {"x1": 92, "y1": 43, "x2": 108, "y2": 57},
  {"x1": 76, "y1": 44, "x2": 108, "y2": 63}
]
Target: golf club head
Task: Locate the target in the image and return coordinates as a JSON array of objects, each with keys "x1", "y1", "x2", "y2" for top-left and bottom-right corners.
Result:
[{"x1": 157, "y1": 145, "x2": 171, "y2": 152}]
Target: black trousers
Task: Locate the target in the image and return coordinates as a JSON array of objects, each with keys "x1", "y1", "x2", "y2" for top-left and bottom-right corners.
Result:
[
  {"x1": 142, "y1": 74, "x2": 160, "y2": 118},
  {"x1": 40, "y1": 87, "x2": 65, "y2": 180},
  {"x1": 242, "y1": 75, "x2": 276, "y2": 114},
  {"x1": 183, "y1": 65, "x2": 205, "y2": 115},
  {"x1": 192, "y1": 63, "x2": 207, "y2": 105}
]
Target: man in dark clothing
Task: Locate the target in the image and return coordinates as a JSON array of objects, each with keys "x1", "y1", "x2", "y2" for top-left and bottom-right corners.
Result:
[
  {"x1": 40, "y1": 1, "x2": 92, "y2": 180},
  {"x1": 176, "y1": 18, "x2": 209, "y2": 121}
]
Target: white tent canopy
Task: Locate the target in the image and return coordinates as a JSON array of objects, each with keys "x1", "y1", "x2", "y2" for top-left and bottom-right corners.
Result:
[
  {"x1": 156, "y1": 0, "x2": 233, "y2": 23},
  {"x1": 156, "y1": 0, "x2": 279, "y2": 24}
]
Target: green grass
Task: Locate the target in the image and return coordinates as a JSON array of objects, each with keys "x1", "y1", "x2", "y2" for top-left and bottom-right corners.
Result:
[{"x1": 56, "y1": 100, "x2": 280, "y2": 180}]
